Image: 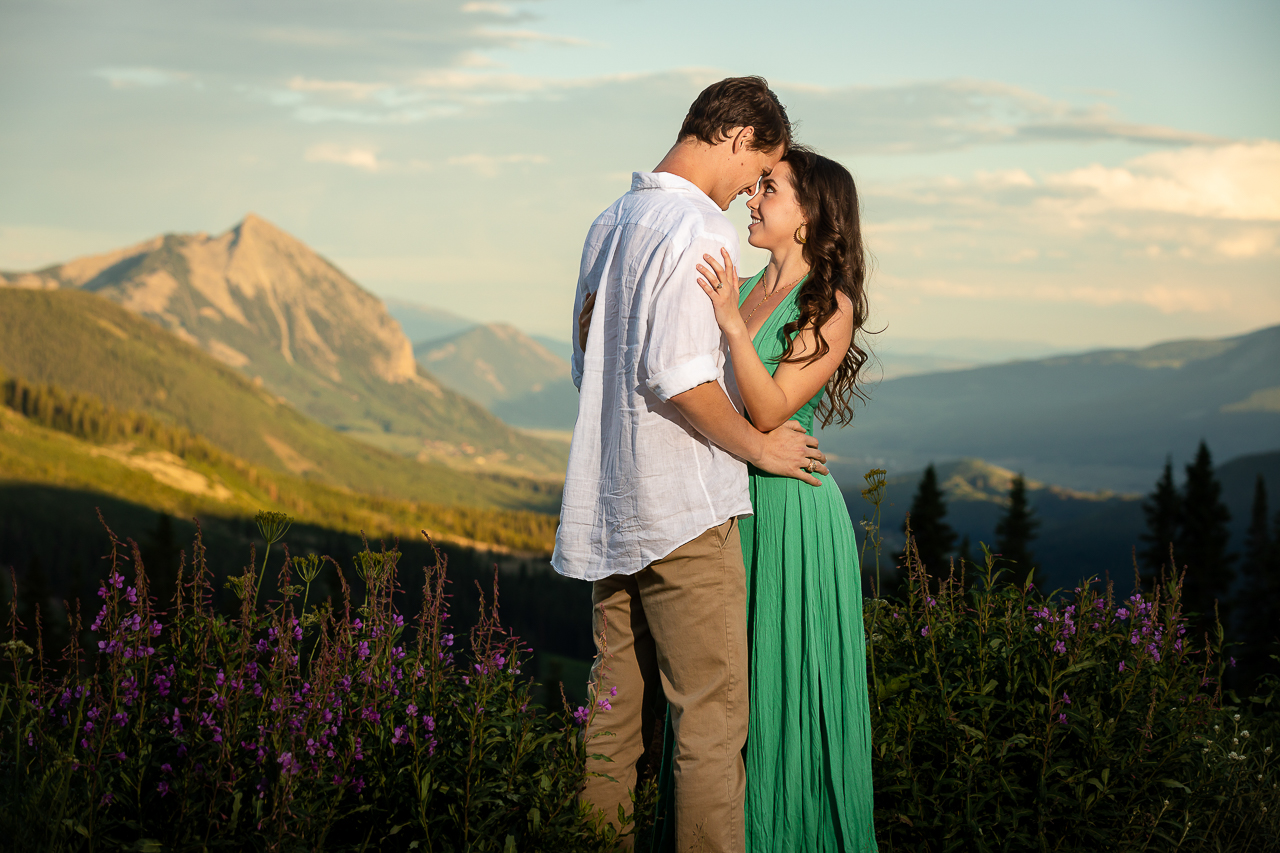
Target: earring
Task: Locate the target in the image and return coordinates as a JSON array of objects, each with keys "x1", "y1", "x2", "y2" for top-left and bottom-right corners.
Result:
[{"x1": 794, "y1": 225, "x2": 807, "y2": 245}]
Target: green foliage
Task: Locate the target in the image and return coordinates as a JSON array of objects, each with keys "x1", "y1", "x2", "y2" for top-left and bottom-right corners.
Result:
[
  {"x1": 0, "y1": 376, "x2": 558, "y2": 553},
  {"x1": 898, "y1": 463, "x2": 957, "y2": 580},
  {"x1": 1139, "y1": 456, "x2": 1181, "y2": 582},
  {"x1": 0, "y1": 288, "x2": 561, "y2": 513},
  {"x1": 1180, "y1": 441, "x2": 1236, "y2": 620},
  {"x1": 995, "y1": 472, "x2": 1039, "y2": 587},
  {"x1": 1236, "y1": 477, "x2": 1280, "y2": 691},
  {"x1": 860, "y1": 544, "x2": 1280, "y2": 851},
  {"x1": 0, "y1": 519, "x2": 617, "y2": 851}
]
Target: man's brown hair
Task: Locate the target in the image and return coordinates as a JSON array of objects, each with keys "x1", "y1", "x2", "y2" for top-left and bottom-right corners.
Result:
[{"x1": 678, "y1": 76, "x2": 792, "y2": 153}]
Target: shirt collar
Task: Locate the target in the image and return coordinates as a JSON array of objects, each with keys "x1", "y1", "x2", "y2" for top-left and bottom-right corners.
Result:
[{"x1": 631, "y1": 170, "x2": 708, "y2": 198}]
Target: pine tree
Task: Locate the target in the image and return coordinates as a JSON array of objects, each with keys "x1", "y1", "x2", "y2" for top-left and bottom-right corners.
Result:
[
  {"x1": 1235, "y1": 476, "x2": 1279, "y2": 689},
  {"x1": 899, "y1": 464, "x2": 957, "y2": 581},
  {"x1": 995, "y1": 473, "x2": 1039, "y2": 587},
  {"x1": 1139, "y1": 456, "x2": 1182, "y2": 582},
  {"x1": 1178, "y1": 441, "x2": 1235, "y2": 620}
]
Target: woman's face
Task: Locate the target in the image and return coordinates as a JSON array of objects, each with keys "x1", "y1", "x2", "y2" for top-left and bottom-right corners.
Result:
[{"x1": 746, "y1": 160, "x2": 806, "y2": 251}]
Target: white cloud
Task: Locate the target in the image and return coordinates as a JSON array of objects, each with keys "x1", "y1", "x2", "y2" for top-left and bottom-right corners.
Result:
[
  {"x1": 304, "y1": 144, "x2": 383, "y2": 172},
  {"x1": 786, "y1": 79, "x2": 1224, "y2": 155},
  {"x1": 93, "y1": 67, "x2": 192, "y2": 89},
  {"x1": 461, "y1": 2, "x2": 517, "y2": 15},
  {"x1": 1047, "y1": 142, "x2": 1280, "y2": 221}
]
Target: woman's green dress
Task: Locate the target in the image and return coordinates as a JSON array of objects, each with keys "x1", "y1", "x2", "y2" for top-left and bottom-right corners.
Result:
[
  {"x1": 648, "y1": 271, "x2": 877, "y2": 851},
  {"x1": 736, "y1": 271, "x2": 877, "y2": 851}
]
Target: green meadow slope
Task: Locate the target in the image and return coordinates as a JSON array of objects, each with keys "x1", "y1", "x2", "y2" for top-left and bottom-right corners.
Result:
[
  {"x1": 0, "y1": 376, "x2": 557, "y2": 553},
  {"x1": 0, "y1": 288, "x2": 559, "y2": 514}
]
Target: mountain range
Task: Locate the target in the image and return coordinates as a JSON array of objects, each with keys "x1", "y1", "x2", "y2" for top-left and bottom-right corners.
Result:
[
  {"x1": 410, "y1": 324, "x2": 579, "y2": 432},
  {"x1": 821, "y1": 325, "x2": 1280, "y2": 494},
  {"x1": 844, "y1": 452, "x2": 1280, "y2": 595},
  {"x1": 0, "y1": 216, "x2": 565, "y2": 478}
]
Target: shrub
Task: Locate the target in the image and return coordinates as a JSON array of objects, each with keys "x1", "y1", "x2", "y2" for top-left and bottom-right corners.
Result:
[
  {"x1": 860, "y1": 470, "x2": 1280, "y2": 852},
  {"x1": 0, "y1": 512, "x2": 615, "y2": 852}
]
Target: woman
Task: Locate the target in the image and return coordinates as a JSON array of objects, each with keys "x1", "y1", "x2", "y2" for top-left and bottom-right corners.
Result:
[{"x1": 690, "y1": 145, "x2": 877, "y2": 851}]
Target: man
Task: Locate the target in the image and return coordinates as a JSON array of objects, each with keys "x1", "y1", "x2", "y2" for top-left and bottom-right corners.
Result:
[{"x1": 552, "y1": 77, "x2": 826, "y2": 851}]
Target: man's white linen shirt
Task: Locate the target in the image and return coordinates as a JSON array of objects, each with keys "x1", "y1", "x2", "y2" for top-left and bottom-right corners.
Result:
[{"x1": 552, "y1": 171, "x2": 753, "y2": 582}]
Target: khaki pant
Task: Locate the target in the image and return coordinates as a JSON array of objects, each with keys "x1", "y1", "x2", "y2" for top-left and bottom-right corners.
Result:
[{"x1": 581, "y1": 518, "x2": 748, "y2": 852}]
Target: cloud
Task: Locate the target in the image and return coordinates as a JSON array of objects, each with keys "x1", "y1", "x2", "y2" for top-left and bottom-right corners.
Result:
[
  {"x1": 93, "y1": 67, "x2": 192, "y2": 89},
  {"x1": 785, "y1": 79, "x2": 1224, "y2": 155},
  {"x1": 866, "y1": 142, "x2": 1280, "y2": 264},
  {"x1": 1047, "y1": 142, "x2": 1280, "y2": 221},
  {"x1": 304, "y1": 144, "x2": 383, "y2": 172}
]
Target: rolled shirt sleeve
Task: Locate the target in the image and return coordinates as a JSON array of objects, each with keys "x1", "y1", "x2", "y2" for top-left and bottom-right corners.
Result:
[{"x1": 643, "y1": 234, "x2": 733, "y2": 402}]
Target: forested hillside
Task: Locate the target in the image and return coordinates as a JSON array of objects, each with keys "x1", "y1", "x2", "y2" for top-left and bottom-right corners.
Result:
[{"x1": 0, "y1": 289, "x2": 560, "y2": 513}]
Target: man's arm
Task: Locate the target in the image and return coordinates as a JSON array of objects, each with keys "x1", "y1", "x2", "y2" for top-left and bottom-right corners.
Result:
[{"x1": 671, "y1": 382, "x2": 827, "y2": 487}]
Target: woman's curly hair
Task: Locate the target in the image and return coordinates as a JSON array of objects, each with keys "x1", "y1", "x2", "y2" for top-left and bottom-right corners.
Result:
[{"x1": 776, "y1": 145, "x2": 874, "y2": 427}]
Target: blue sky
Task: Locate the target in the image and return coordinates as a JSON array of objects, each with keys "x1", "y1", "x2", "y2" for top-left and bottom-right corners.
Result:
[{"x1": 2, "y1": 0, "x2": 1277, "y2": 349}]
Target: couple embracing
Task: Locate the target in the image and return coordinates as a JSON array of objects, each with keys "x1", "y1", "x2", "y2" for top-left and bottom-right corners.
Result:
[{"x1": 552, "y1": 76, "x2": 877, "y2": 852}]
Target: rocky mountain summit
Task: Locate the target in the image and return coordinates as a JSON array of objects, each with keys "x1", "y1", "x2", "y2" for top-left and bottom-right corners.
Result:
[{"x1": 0, "y1": 216, "x2": 566, "y2": 476}]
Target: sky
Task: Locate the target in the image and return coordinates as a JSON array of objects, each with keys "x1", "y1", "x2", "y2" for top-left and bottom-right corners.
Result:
[{"x1": 2, "y1": 0, "x2": 1278, "y2": 351}]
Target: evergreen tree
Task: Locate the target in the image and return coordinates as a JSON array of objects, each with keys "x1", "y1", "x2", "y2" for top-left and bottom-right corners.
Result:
[
  {"x1": 995, "y1": 473, "x2": 1039, "y2": 587},
  {"x1": 1178, "y1": 441, "x2": 1235, "y2": 621},
  {"x1": 899, "y1": 464, "x2": 957, "y2": 581},
  {"x1": 1235, "y1": 476, "x2": 1279, "y2": 689},
  {"x1": 1139, "y1": 456, "x2": 1182, "y2": 582}
]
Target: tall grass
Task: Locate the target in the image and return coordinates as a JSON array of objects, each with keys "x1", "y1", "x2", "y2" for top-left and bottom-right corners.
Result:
[
  {"x1": 858, "y1": 469, "x2": 1280, "y2": 852},
  {"x1": 0, "y1": 512, "x2": 616, "y2": 851}
]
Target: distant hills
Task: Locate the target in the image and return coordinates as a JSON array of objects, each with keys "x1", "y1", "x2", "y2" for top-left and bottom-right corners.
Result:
[
  {"x1": 0, "y1": 216, "x2": 565, "y2": 477},
  {"x1": 412, "y1": 323, "x2": 579, "y2": 431},
  {"x1": 845, "y1": 452, "x2": 1280, "y2": 594},
  {"x1": 823, "y1": 325, "x2": 1280, "y2": 493}
]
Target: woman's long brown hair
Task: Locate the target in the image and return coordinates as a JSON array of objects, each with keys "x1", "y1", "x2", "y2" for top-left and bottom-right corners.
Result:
[{"x1": 776, "y1": 145, "x2": 873, "y2": 427}]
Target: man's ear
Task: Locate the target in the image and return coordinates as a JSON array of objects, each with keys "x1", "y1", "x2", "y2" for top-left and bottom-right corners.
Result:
[{"x1": 731, "y1": 126, "x2": 755, "y2": 154}]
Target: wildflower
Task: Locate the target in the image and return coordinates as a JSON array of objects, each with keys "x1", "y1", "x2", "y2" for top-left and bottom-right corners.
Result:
[
  {"x1": 352, "y1": 777, "x2": 366, "y2": 794},
  {"x1": 278, "y1": 752, "x2": 301, "y2": 775},
  {"x1": 158, "y1": 781, "x2": 170, "y2": 797},
  {"x1": 423, "y1": 715, "x2": 435, "y2": 731},
  {"x1": 1266, "y1": 747, "x2": 1273, "y2": 754},
  {"x1": 406, "y1": 703, "x2": 418, "y2": 718},
  {"x1": 393, "y1": 614, "x2": 404, "y2": 629},
  {"x1": 100, "y1": 793, "x2": 114, "y2": 806},
  {"x1": 597, "y1": 698, "x2": 612, "y2": 712},
  {"x1": 1118, "y1": 661, "x2": 1125, "y2": 673},
  {"x1": 1053, "y1": 641, "x2": 1066, "y2": 654},
  {"x1": 161, "y1": 763, "x2": 172, "y2": 774},
  {"x1": 116, "y1": 751, "x2": 127, "y2": 761},
  {"x1": 1233, "y1": 714, "x2": 1241, "y2": 722},
  {"x1": 1229, "y1": 657, "x2": 1237, "y2": 668},
  {"x1": 921, "y1": 625, "x2": 930, "y2": 638},
  {"x1": 392, "y1": 726, "x2": 409, "y2": 745},
  {"x1": 573, "y1": 706, "x2": 590, "y2": 726},
  {"x1": 1057, "y1": 713, "x2": 1067, "y2": 725},
  {"x1": 611, "y1": 685, "x2": 618, "y2": 697},
  {"x1": 925, "y1": 596, "x2": 936, "y2": 607},
  {"x1": 112, "y1": 711, "x2": 129, "y2": 728},
  {"x1": 125, "y1": 587, "x2": 137, "y2": 603},
  {"x1": 1062, "y1": 692, "x2": 1071, "y2": 705}
]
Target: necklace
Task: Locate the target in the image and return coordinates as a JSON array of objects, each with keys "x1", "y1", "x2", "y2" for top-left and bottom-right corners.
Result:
[{"x1": 744, "y1": 271, "x2": 807, "y2": 325}]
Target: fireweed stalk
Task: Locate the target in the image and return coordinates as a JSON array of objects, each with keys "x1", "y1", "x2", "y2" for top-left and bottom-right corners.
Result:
[
  {"x1": 0, "y1": 512, "x2": 619, "y2": 851},
  {"x1": 869, "y1": 510, "x2": 1280, "y2": 852}
]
